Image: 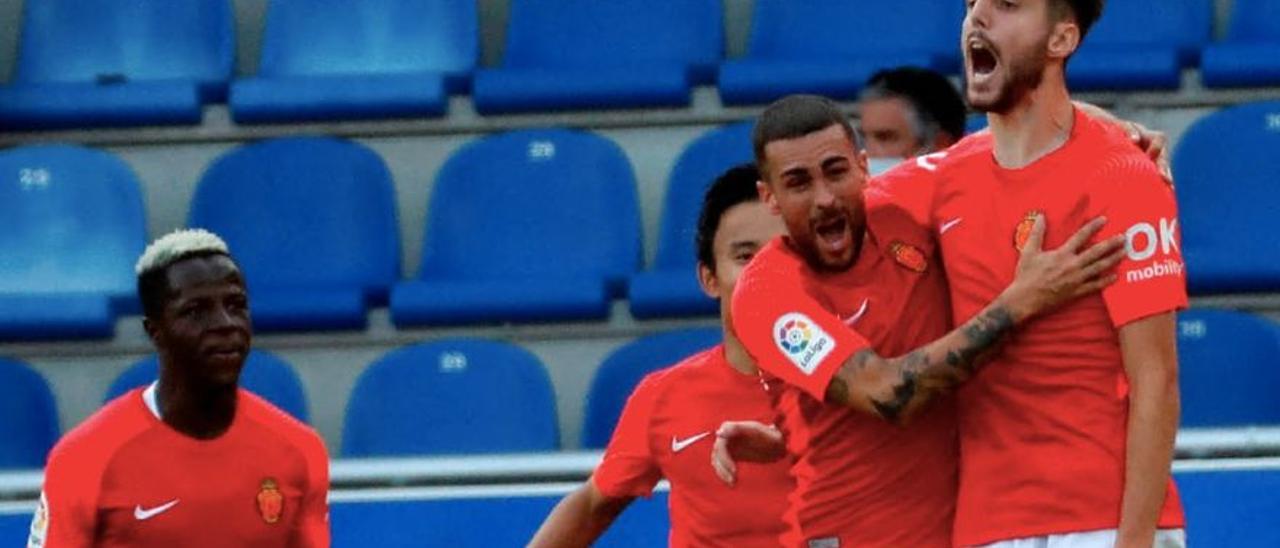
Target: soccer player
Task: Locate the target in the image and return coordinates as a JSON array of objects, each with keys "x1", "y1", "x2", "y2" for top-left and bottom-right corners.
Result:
[
  {"x1": 924, "y1": 1, "x2": 1188, "y2": 545},
  {"x1": 529, "y1": 165, "x2": 793, "y2": 547},
  {"x1": 718, "y1": 95, "x2": 1123, "y2": 547},
  {"x1": 28, "y1": 229, "x2": 330, "y2": 548},
  {"x1": 858, "y1": 67, "x2": 968, "y2": 161}
]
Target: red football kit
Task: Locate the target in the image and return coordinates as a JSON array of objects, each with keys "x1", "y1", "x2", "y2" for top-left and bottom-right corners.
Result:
[
  {"x1": 31, "y1": 385, "x2": 330, "y2": 548},
  {"x1": 895, "y1": 109, "x2": 1187, "y2": 545},
  {"x1": 593, "y1": 345, "x2": 794, "y2": 547},
  {"x1": 731, "y1": 164, "x2": 958, "y2": 548}
]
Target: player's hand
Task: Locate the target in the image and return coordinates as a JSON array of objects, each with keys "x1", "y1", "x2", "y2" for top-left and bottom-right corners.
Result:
[
  {"x1": 1125, "y1": 121, "x2": 1173, "y2": 184},
  {"x1": 1002, "y1": 215, "x2": 1125, "y2": 323},
  {"x1": 711, "y1": 421, "x2": 785, "y2": 486}
]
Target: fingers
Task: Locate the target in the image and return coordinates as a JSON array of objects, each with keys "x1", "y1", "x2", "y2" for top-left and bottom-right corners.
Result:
[
  {"x1": 1075, "y1": 233, "x2": 1126, "y2": 266},
  {"x1": 1075, "y1": 243, "x2": 1126, "y2": 282},
  {"x1": 1072, "y1": 273, "x2": 1120, "y2": 297},
  {"x1": 1062, "y1": 216, "x2": 1107, "y2": 252},
  {"x1": 1020, "y1": 214, "x2": 1047, "y2": 256},
  {"x1": 711, "y1": 436, "x2": 736, "y2": 486}
]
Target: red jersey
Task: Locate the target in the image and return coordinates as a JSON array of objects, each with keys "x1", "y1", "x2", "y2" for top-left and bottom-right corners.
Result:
[
  {"x1": 593, "y1": 345, "x2": 793, "y2": 547},
  {"x1": 731, "y1": 165, "x2": 957, "y2": 548},
  {"x1": 31, "y1": 385, "x2": 330, "y2": 548},
  {"x1": 909, "y1": 110, "x2": 1186, "y2": 545}
]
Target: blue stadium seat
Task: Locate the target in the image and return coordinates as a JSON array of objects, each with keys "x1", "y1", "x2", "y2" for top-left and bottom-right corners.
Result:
[
  {"x1": 342, "y1": 339, "x2": 559, "y2": 456},
  {"x1": 104, "y1": 351, "x2": 309, "y2": 423},
  {"x1": 1067, "y1": 0, "x2": 1212, "y2": 90},
  {"x1": 189, "y1": 137, "x2": 400, "y2": 332},
  {"x1": 1201, "y1": 0, "x2": 1280, "y2": 88},
  {"x1": 1172, "y1": 101, "x2": 1280, "y2": 293},
  {"x1": 0, "y1": 358, "x2": 59, "y2": 469},
  {"x1": 0, "y1": 0, "x2": 233, "y2": 129},
  {"x1": 718, "y1": 0, "x2": 963, "y2": 105},
  {"x1": 230, "y1": 0, "x2": 474, "y2": 123},
  {"x1": 471, "y1": 0, "x2": 722, "y2": 114},
  {"x1": 1176, "y1": 467, "x2": 1280, "y2": 547},
  {"x1": 391, "y1": 129, "x2": 641, "y2": 326},
  {"x1": 1176, "y1": 309, "x2": 1280, "y2": 427},
  {"x1": 629, "y1": 123, "x2": 754, "y2": 319},
  {"x1": 0, "y1": 145, "x2": 146, "y2": 341},
  {"x1": 582, "y1": 328, "x2": 723, "y2": 448}
]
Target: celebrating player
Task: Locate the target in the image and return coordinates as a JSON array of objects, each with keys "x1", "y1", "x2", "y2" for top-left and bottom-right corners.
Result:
[
  {"x1": 718, "y1": 94, "x2": 1123, "y2": 547},
  {"x1": 28, "y1": 229, "x2": 330, "y2": 548},
  {"x1": 529, "y1": 165, "x2": 793, "y2": 547}
]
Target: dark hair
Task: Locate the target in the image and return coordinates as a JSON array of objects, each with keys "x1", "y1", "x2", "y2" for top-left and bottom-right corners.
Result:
[
  {"x1": 137, "y1": 250, "x2": 235, "y2": 319},
  {"x1": 752, "y1": 95, "x2": 859, "y2": 172},
  {"x1": 861, "y1": 66, "x2": 967, "y2": 145},
  {"x1": 695, "y1": 163, "x2": 762, "y2": 272},
  {"x1": 1053, "y1": 0, "x2": 1104, "y2": 42}
]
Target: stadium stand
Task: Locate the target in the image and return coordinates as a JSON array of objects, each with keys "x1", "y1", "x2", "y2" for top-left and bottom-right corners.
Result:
[
  {"x1": 471, "y1": 0, "x2": 722, "y2": 113},
  {"x1": 104, "y1": 350, "x2": 310, "y2": 423},
  {"x1": 391, "y1": 128, "x2": 641, "y2": 326},
  {"x1": 1201, "y1": 0, "x2": 1280, "y2": 88},
  {"x1": 189, "y1": 136, "x2": 401, "y2": 332},
  {"x1": 1172, "y1": 99, "x2": 1280, "y2": 294},
  {"x1": 0, "y1": 0, "x2": 233, "y2": 129},
  {"x1": 1176, "y1": 309, "x2": 1280, "y2": 427},
  {"x1": 342, "y1": 339, "x2": 559, "y2": 456},
  {"x1": 230, "y1": 0, "x2": 475, "y2": 123},
  {"x1": 581, "y1": 328, "x2": 724, "y2": 448},
  {"x1": 629, "y1": 122, "x2": 754, "y2": 319},
  {"x1": 718, "y1": 0, "x2": 965, "y2": 105},
  {"x1": 1177, "y1": 464, "x2": 1280, "y2": 546},
  {"x1": 0, "y1": 358, "x2": 58, "y2": 469},
  {"x1": 1067, "y1": 0, "x2": 1213, "y2": 90},
  {"x1": 0, "y1": 145, "x2": 146, "y2": 341}
]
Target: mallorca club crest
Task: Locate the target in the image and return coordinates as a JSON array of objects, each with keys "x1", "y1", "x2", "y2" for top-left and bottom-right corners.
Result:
[
  {"x1": 1013, "y1": 210, "x2": 1043, "y2": 252},
  {"x1": 256, "y1": 477, "x2": 284, "y2": 524},
  {"x1": 888, "y1": 241, "x2": 928, "y2": 273}
]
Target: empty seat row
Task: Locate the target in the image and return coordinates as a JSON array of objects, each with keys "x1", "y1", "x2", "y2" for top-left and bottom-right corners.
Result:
[
  {"x1": 3, "y1": 99, "x2": 1279, "y2": 339},
  {"x1": 3, "y1": 0, "x2": 1277, "y2": 129},
  {"x1": 4, "y1": 308, "x2": 1280, "y2": 468}
]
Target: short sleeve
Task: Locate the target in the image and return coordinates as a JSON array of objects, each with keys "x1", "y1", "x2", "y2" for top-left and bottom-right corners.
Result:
[
  {"x1": 730, "y1": 245, "x2": 871, "y2": 401},
  {"x1": 33, "y1": 449, "x2": 98, "y2": 547},
  {"x1": 592, "y1": 373, "x2": 664, "y2": 499},
  {"x1": 292, "y1": 436, "x2": 331, "y2": 548},
  {"x1": 1090, "y1": 157, "x2": 1188, "y2": 327},
  {"x1": 865, "y1": 151, "x2": 945, "y2": 236}
]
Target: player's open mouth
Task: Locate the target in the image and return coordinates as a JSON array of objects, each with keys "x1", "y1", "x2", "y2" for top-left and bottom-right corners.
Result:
[
  {"x1": 967, "y1": 38, "x2": 999, "y2": 82},
  {"x1": 205, "y1": 345, "x2": 246, "y2": 362},
  {"x1": 814, "y1": 215, "x2": 850, "y2": 254}
]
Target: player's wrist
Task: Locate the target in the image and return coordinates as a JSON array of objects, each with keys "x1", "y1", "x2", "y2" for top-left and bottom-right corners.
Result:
[{"x1": 994, "y1": 285, "x2": 1036, "y2": 325}]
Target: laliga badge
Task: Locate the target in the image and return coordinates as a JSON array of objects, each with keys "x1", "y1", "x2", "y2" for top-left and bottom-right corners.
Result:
[
  {"x1": 256, "y1": 477, "x2": 284, "y2": 524},
  {"x1": 888, "y1": 241, "x2": 927, "y2": 273},
  {"x1": 1014, "y1": 210, "x2": 1043, "y2": 252}
]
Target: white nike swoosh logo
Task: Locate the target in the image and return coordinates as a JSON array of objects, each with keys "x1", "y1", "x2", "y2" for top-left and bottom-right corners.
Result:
[
  {"x1": 843, "y1": 298, "x2": 870, "y2": 326},
  {"x1": 671, "y1": 432, "x2": 711, "y2": 453},
  {"x1": 940, "y1": 217, "x2": 964, "y2": 235},
  {"x1": 134, "y1": 499, "x2": 179, "y2": 521}
]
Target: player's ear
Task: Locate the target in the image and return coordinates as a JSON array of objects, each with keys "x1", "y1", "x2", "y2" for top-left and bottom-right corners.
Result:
[
  {"x1": 142, "y1": 317, "x2": 162, "y2": 345},
  {"x1": 697, "y1": 262, "x2": 719, "y2": 299},
  {"x1": 1047, "y1": 20, "x2": 1080, "y2": 61},
  {"x1": 757, "y1": 179, "x2": 780, "y2": 215},
  {"x1": 856, "y1": 150, "x2": 869, "y2": 176}
]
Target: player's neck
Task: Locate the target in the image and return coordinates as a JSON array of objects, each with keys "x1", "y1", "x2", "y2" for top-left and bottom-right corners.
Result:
[
  {"x1": 156, "y1": 369, "x2": 238, "y2": 440},
  {"x1": 987, "y1": 73, "x2": 1074, "y2": 169},
  {"x1": 722, "y1": 326, "x2": 758, "y2": 376}
]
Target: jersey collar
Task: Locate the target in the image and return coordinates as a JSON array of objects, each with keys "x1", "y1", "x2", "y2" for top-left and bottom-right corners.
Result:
[{"x1": 142, "y1": 381, "x2": 162, "y2": 420}]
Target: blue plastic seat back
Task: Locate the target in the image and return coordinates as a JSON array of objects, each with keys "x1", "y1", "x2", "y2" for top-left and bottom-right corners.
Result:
[
  {"x1": 0, "y1": 358, "x2": 59, "y2": 469},
  {"x1": 1224, "y1": 0, "x2": 1280, "y2": 42},
  {"x1": 1176, "y1": 309, "x2": 1280, "y2": 427},
  {"x1": 1172, "y1": 101, "x2": 1280, "y2": 291},
  {"x1": 104, "y1": 351, "x2": 310, "y2": 423},
  {"x1": 746, "y1": 0, "x2": 964, "y2": 61},
  {"x1": 0, "y1": 145, "x2": 146, "y2": 298},
  {"x1": 1079, "y1": 0, "x2": 1212, "y2": 61},
  {"x1": 343, "y1": 339, "x2": 559, "y2": 456},
  {"x1": 258, "y1": 0, "x2": 477, "y2": 79},
  {"x1": 502, "y1": 0, "x2": 722, "y2": 78},
  {"x1": 654, "y1": 123, "x2": 756, "y2": 271},
  {"x1": 189, "y1": 137, "x2": 400, "y2": 296},
  {"x1": 14, "y1": 0, "x2": 233, "y2": 90},
  {"x1": 419, "y1": 129, "x2": 641, "y2": 291},
  {"x1": 582, "y1": 328, "x2": 724, "y2": 448}
]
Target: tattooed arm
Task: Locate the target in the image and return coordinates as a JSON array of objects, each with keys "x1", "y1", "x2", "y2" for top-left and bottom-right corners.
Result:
[{"x1": 825, "y1": 215, "x2": 1126, "y2": 423}]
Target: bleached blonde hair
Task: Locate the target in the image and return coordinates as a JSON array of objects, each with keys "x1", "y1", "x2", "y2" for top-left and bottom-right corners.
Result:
[{"x1": 135, "y1": 228, "x2": 231, "y2": 276}]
